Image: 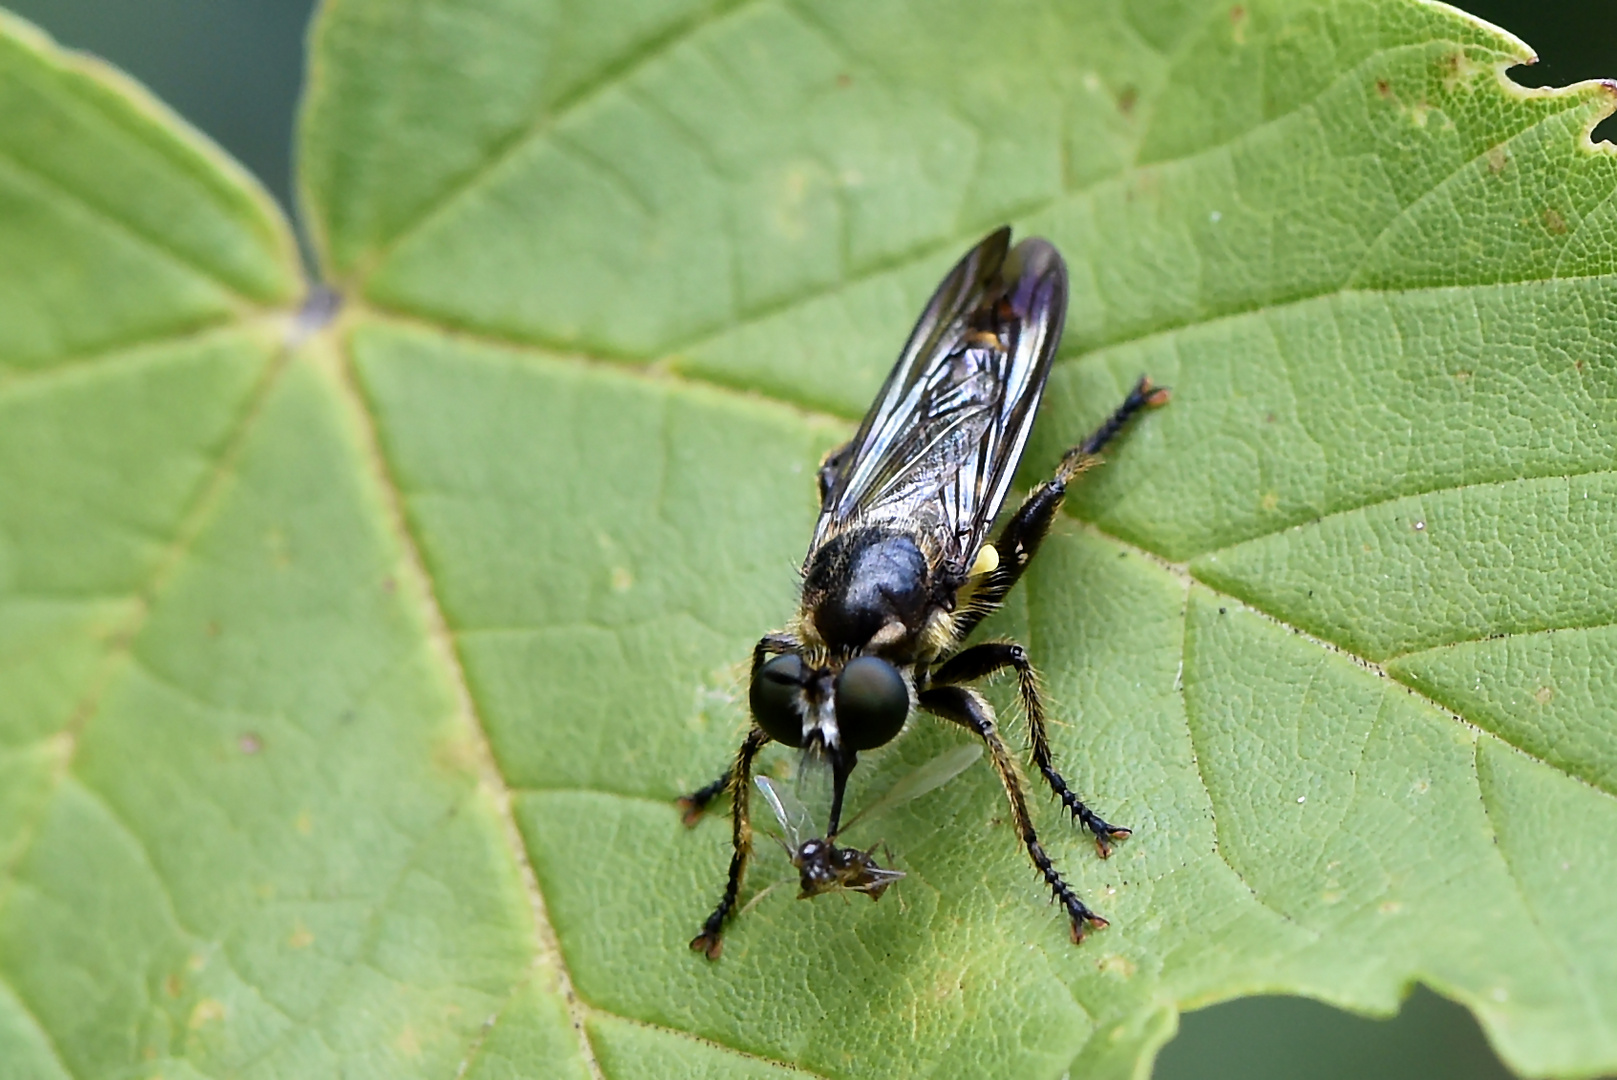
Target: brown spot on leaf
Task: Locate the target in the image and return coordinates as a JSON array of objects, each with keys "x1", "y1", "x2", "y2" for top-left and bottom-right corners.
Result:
[
  {"x1": 238, "y1": 732, "x2": 262, "y2": 755},
  {"x1": 1486, "y1": 145, "x2": 1509, "y2": 174},
  {"x1": 1099, "y1": 953, "x2": 1137, "y2": 977},
  {"x1": 1376, "y1": 78, "x2": 1392, "y2": 99},
  {"x1": 836, "y1": 72, "x2": 852, "y2": 88},
  {"x1": 1544, "y1": 208, "x2": 1569, "y2": 234},
  {"x1": 1534, "y1": 685, "x2": 1555, "y2": 705},
  {"x1": 1117, "y1": 85, "x2": 1138, "y2": 116},
  {"x1": 188, "y1": 999, "x2": 226, "y2": 1030},
  {"x1": 432, "y1": 733, "x2": 481, "y2": 778}
]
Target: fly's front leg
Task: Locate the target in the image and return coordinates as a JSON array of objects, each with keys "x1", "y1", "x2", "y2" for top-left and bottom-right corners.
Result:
[
  {"x1": 678, "y1": 633, "x2": 797, "y2": 826},
  {"x1": 933, "y1": 643, "x2": 1130, "y2": 857},
  {"x1": 919, "y1": 685, "x2": 1108, "y2": 942},
  {"x1": 691, "y1": 727, "x2": 770, "y2": 960},
  {"x1": 676, "y1": 774, "x2": 731, "y2": 827}
]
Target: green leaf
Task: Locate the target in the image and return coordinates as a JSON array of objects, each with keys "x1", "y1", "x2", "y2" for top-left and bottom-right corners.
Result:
[{"x1": 2, "y1": 1, "x2": 1615, "y2": 1079}]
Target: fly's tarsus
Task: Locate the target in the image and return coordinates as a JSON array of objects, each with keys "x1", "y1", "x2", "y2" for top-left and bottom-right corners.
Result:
[{"x1": 677, "y1": 773, "x2": 731, "y2": 826}]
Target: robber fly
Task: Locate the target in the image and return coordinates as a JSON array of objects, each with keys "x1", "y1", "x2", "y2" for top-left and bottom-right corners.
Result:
[{"x1": 679, "y1": 226, "x2": 1167, "y2": 959}]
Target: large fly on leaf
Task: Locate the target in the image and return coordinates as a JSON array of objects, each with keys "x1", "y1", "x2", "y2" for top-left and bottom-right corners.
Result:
[{"x1": 680, "y1": 227, "x2": 1167, "y2": 959}]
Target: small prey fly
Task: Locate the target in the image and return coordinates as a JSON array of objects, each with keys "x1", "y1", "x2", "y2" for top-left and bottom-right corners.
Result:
[
  {"x1": 752, "y1": 743, "x2": 983, "y2": 905},
  {"x1": 680, "y1": 226, "x2": 1167, "y2": 959}
]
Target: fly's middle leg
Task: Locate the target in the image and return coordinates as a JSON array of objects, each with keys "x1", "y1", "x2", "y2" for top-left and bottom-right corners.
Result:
[
  {"x1": 690, "y1": 726, "x2": 769, "y2": 960},
  {"x1": 920, "y1": 684, "x2": 1108, "y2": 942},
  {"x1": 932, "y1": 642, "x2": 1130, "y2": 857}
]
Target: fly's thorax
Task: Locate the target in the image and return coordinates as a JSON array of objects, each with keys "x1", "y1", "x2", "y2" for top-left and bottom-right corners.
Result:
[{"x1": 801, "y1": 525, "x2": 937, "y2": 653}]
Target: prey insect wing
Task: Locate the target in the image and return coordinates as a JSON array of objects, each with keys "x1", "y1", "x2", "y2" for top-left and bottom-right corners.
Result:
[
  {"x1": 835, "y1": 743, "x2": 981, "y2": 838},
  {"x1": 754, "y1": 774, "x2": 814, "y2": 853},
  {"x1": 811, "y1": 228, "x2": 1068, "y2": 573}
]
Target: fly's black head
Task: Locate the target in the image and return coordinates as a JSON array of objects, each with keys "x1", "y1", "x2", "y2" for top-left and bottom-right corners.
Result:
[
  {"x1": 750, "y1": 651, "x2": 911, "y2": 754},
  {"x1": 750, "y1": 653, "x2": 808, "y2": 747},
  {"x1": 792, "y1": 837, "x2": 838, "y2": 896},
  {"x1": 834, "y1": 655, "x2": 908, "y2": 750}
]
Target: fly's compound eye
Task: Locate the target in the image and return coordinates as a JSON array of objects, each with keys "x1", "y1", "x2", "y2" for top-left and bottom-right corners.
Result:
[
  {"x1": 750, "y1": 654, "x2": 807, "y2": 747},
  {"x1": 834, "y1": 656, "x2": 909, "y2": 750}
]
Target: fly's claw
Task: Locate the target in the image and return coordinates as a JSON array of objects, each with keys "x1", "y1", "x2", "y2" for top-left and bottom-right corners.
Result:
[
  {"x1": 1047, "y1": 874, "x2": 1108, "y2": 944},
  {"x1": 1051, "y1": 786, "x2": 1131, "y2": 859},
  {"x1": 677, "y1": 775, "x2": 732, "y2": 827},
  {"x1": 676, "y1": 796, "x2": 705, "y2": 828},
  {"x1": 690, "y1": 930, "x2": 724, "y2": 960},
  {"x1": 1093, "y1": 824, "x2": 1132, "y2": 860},
  {"x1": 1069, "y1": 909, "x2": 1110, "y2": 944},
  {"x1": 1137, "y1": 376, "x2": 1172, "y2": 409}
]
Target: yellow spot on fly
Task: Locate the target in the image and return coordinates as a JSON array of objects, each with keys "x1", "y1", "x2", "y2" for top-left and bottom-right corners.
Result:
[{"x1": 970, "y1": 545, "x2": 1000, "y2": 578}]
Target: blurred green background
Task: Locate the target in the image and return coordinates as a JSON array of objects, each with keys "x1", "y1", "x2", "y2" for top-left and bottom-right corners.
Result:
[{"x1": 7, "y1": 1, "x2": 1609, "y2": 1077}]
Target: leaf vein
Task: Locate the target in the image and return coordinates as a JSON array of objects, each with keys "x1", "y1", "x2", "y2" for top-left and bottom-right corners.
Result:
[
  {"x1": 1475, "y1": 740, "x2": 1617, "y2": 1045},
  {"x1": 0, "y1": 967, "x2": 79, "y2": 1080},
  {"x1": 350, "y1": 0, "x2": 763, "y2": 283},
  {"x1": 0, "y1": 340, "x2": 285, "y2": 905},
  {"x1": 333, "y1": 335, "x2": 605, "y2": 1079},
  {"x1": 0, "y1": 148, "x2": 262, "y2": 308}
]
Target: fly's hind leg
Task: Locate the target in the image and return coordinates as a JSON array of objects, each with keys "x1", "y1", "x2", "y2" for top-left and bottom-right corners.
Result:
[
  {"x1": 920, "y1": 685, "x2": 1108, "y2": 942},
  {"x1": 690, "y1": 726, "x2": 769, "y2": 960},
  {"x1": 952, "y1": 377, "x2": 1168, "y2": 641},
  {"x1": 932, "y1": 643, "x2": 1130, "y2": 857}
]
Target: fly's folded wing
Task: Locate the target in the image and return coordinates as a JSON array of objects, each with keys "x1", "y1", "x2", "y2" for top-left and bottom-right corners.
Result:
[{"x1": 811, "y1": 228, "x2": 1069, "y2": 576}]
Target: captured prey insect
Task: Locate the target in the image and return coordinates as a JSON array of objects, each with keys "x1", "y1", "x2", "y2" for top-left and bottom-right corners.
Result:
[
  {"x1": 679, "y1": 226, "x2": 1167, "y2": 959},
  {"x1": 753, "y1": 743, "x2": 983, "y2": 904}
]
